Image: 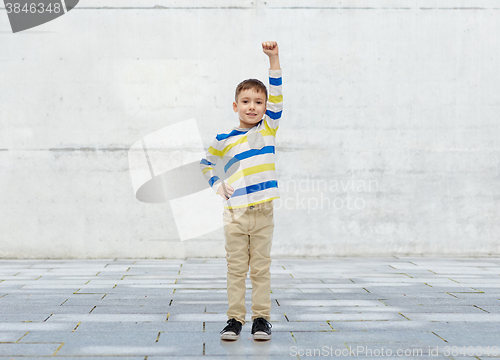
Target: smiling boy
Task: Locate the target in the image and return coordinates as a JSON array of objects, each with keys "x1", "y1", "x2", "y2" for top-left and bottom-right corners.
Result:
[
  {"x1": 234, "y1": 80, "x2": 268, "y2": 129},
  {"x1": 200, "y1": 41, "x2": 282, "y2": 341}
]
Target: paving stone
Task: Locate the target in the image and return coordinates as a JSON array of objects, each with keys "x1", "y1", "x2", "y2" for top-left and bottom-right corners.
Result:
[
  {"x1": 382, "y1": 298, "x2": 500, "y2": 306},
  {"x1": 276, "y1": 306, "x2": 400, "y2": 316},
  {"x1": 73, "y1": 321, "x2": 175, "y2": 332},
  {"x1": 285, "y1": 331, "x2": 347, "y2": 347},
  {"x1": 0, "y1": 331, "x2": 27, "y2": 342},
  {"x1": 0, "y1": 281, "x2": 30, "y2": 287},
  {"x1": 87, "y1": 279, "x2": 177, "y2": 285},
  {"x1": 47, "y1": 313, "x2": 169, "y2": 322},
  {"x1": 472, "y1": 305, "x2": 500, "y2": 313},
  {"x1": 0, "y1": 295, "x2": 69, "y2": 305},
  {"x1": 90, "y1": 305, "x2": 178, "y2": 314},
  {"x1": 450, "y1": 292, "x2": 500, "y2": 299},
  {"x1": 57, "y1": 343, "x2": 182, "y2": 356},
  {"x1": 101, "y1": 294, "x2": 173, "y2": 300},
  {"x1": 278, "y1": 299, "x2": 385, "y2": 306},
  {"x1": 0, "y1": 305, "x2": 96, "y2": 314},
  {"x1": 0, "y1": 322, "x2": 76, "y2": 331},
  {"x1": 3, "y1": 288, "x2": 79, "y2": 295},
  {"x1": 287, "y1": 312, "x2": 405, "y2": 321},
  {"x1": 0, "y1": 276, "x2": 43, "y2": 280},
  {"x1": 53, "y1": 331, "x2": 171, "y2": 356},
  {"x1": 377, "y1": 305, "x2": 490, "y2": 314},
  {"x1": 95, "y1": 299, "x2": 172, "y2": 307},
  {"x1": 0, "y1": 314, "x2": 53, "y2": 322},
  {"x1": 250, "y1": 321, "x2": 333, "y2": 332},
  {"x1": 396, "y1": 313, "x2": 500, "y2": 321},
  {"x1": 0, "y1": 343, "x2": 62, "y2": 356},
  {"x1": 175, "y1": 299, "x2": 227, "y2": 304},
  {"x1": 60, "y1": 299, "x2": 107, "y2": 306},
  {"x1": 429, "y1": 329, "x2": 500, "y2": 346},
  {"x1": 323, "y1": 320, "x2": 500, "y2": 332},
  {"x1": 20, "y1": 330, "x2": 159, "y2": 344},
  {"x1": 313, "y1": 329, "x2": 445, "y2": 345}
]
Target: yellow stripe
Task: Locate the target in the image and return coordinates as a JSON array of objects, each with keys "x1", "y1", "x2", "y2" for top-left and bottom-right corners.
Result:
[
  {"x1": 264, "y1": 118, "x2": 278, "y2": 137},
  {"x1": 208, "y1": 146, "x2": 223, "y2": 158},
  {"x1": 220, "y1": 130, "x2": 271, "y2": 156},
  {"x1": 227, "y1": 163, "x2": 275, "y2": 185},
  {"x1": 224, "y1": 197, "x2": 280, "y2": 209},
  {"x1": 269, "y1": 95, "x2": 283, "y2": 104},
  {"x1": 221, "y1": 136, "x2": 247, "y2": 157},
  {"x1": 202, "y1": 167, "x2": 213, "y2": 175}
]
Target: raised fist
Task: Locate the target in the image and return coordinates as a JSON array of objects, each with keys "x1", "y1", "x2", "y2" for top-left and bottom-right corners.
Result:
[{"x1": 262, "y1": 41, "x2": 279, "y2": 57}]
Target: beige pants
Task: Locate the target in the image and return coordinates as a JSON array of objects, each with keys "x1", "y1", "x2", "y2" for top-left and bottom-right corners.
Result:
[{"x1": 223, "y1": 200, "x2": 274, "y2": 326}]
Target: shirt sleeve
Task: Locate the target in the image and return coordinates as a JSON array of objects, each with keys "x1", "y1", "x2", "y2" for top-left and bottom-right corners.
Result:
[
  {"x1": 264, "y1": 68, "x2": 283, "y2": 135},
  {"x1": 200, "y1": 136, "x2": 223, "y2": 194}
]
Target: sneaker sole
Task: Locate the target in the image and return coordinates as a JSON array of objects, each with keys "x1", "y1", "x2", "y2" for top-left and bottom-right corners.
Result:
[
  {"x1": 253, "y1": 331, "x2": 271, "y2": 340},
  {"x1": 221, "y1": 332, "x2": 239, "y2": 340}
]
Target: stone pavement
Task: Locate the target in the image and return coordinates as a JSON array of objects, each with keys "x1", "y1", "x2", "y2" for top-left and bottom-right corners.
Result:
[{"x1": 0, "y1": 256, "x2": 499, "y2": 359}]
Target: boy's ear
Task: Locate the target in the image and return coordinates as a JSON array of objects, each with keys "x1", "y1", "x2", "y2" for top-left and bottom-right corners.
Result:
[{"x1": 233, "y1": 101, "x2": 238, "y2": 112}]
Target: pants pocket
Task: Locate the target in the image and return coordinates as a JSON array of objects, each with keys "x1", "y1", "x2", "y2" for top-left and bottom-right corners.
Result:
[{"x1": 262, "y1": 202, "x2": 274, "y2": 218}]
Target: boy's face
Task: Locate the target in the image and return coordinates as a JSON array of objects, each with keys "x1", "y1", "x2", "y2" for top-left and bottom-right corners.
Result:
[{"x1": 233, "y1": 88, "x2": 267, "y2": 129}]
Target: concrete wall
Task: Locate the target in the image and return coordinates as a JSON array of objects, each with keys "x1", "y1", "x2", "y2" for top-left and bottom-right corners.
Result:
[{"x1": 1, "y1": 0, "x2": 499, "y2": 258}]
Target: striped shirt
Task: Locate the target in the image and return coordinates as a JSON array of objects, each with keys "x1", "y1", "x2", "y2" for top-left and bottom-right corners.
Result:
[{"x1": 200, "y1": 68, "x2": 283, "y2": 209}]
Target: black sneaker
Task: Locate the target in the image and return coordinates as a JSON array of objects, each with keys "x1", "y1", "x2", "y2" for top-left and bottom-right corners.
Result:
[
  {"x1": 220, "y1": 318, "x2": 242, "y2": 340},
  {"x1": 251, "y1": 317, "x2": 272, "y2": 340}
]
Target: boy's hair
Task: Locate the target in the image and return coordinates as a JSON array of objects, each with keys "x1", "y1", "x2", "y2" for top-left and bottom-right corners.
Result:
[{"x1": 235, "y1": 79, "x2": 268, "y2": 103}]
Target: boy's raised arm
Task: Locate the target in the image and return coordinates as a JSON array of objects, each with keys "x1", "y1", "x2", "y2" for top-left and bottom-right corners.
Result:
[
  {"x1": 262, "y1": 41, "x2": 282, "y2": 132},
  {"x1": 262, "y1": 41, "x2": 280, "y2": 70}
]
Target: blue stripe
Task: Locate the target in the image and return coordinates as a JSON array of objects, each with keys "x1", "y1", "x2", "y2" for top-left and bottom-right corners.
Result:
[
  {"x1": 224, "y1": 146, "x2": 275, "y2": 173},
  {"x1": 269, "y1": 77, "x2": 282, "y2": 86},
  {"x1": 208, "y1": 176, "x2": 220, "y2": 187},
  {"x1": 266, "y1": 109, "x2": 282, "y2": 120},
  {"x1": 200, "y1": 158, "x2": 215, "y2": 166},
  {"x1": 217, "y1": 128, "x2": 250, "y2": 141},
  {"x1": 232, "y1": 180, "x2": 278, "y2": 197}
]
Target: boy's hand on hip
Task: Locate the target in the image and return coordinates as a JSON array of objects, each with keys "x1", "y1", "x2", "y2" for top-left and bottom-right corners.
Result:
[
  {"x1": 262, "y1": 41, "x2": 279, "y2": 57},
  {"x1": 217, "y1": 182, "x2": 234, "y2": 200}
]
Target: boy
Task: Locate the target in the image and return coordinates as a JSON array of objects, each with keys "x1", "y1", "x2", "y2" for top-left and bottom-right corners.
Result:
[{"x1": 199, "y1": 41, "x2": 282, "y2": 341}]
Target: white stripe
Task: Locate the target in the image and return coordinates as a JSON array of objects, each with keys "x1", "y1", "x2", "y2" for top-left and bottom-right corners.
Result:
[
  {"x1": 266, "y1": 102, "x2": 282, "y2": 113},
  {"x1": 269, "y1": 84, "x2": 282, "y2": 96}
]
